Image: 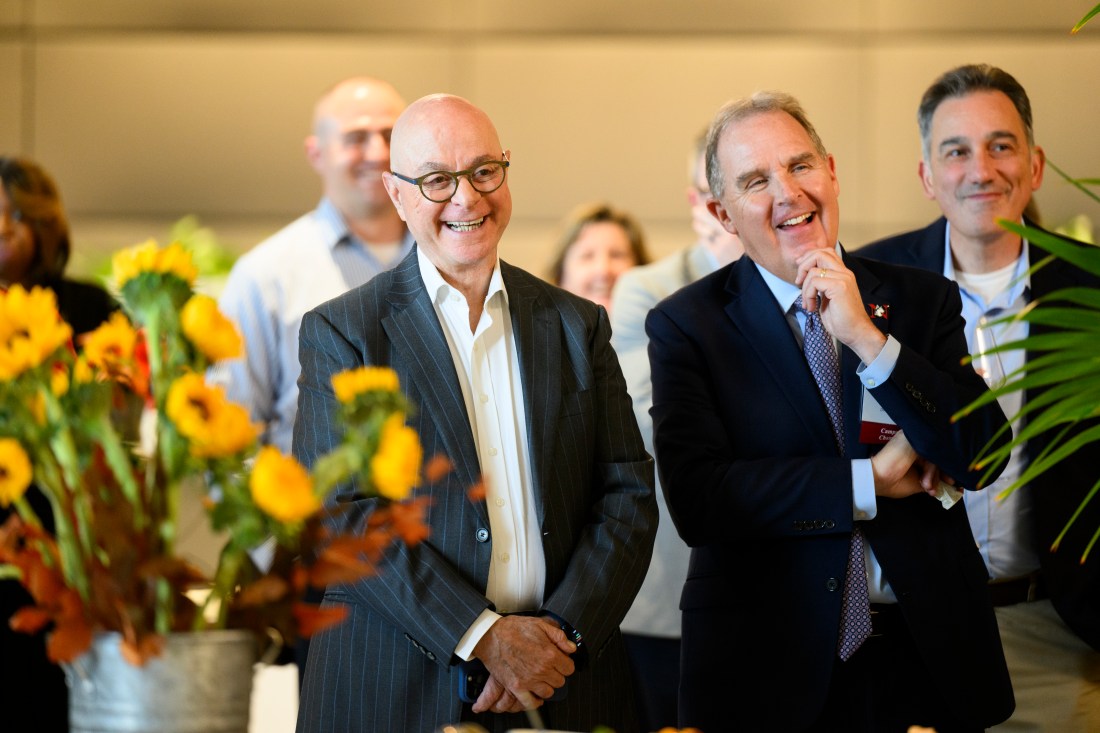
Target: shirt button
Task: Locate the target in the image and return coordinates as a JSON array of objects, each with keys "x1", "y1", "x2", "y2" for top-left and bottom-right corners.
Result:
[
  {"x1": 500, "y1": 552, "x2": 510, "y2": 563},
  {"x1": 475, "y1": 528, "x2": 490, "y2": 542},
  {"x1": 855, "y1": 510, "x2": 868, "y2": 520},
  {"x1": 494, "y1": 497, "x2": 505, "y2": 507},
  {"x1": 479, "y1": 394, "x2": 489, "y2": 403},
  {"x1": 867, "y1": 378, "x2": 877, "y2": 388},
  {"x1": 489, "y1": 447, "x2": 498, "y2": 456}
]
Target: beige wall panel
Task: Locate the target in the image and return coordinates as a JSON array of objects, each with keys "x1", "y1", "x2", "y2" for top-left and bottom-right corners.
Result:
[
  {"x1": 874, "y1": 0, "x2": 1097, "y2": 32},
  {"x1": 465, "y1": 38, "x2": 867, "y2": 241},
  {"x1": 0, "y1": 43, "x2": 22, "y2": 152},
  {"x1": 0, "y1": 2, "x2": 24, "y2": 27},
  {"x1": 31, "y1": 34, "x2": 451, "y2": 218},
  {"x1": 477, "y1": 0, "x2": 865, "y2": 33},
  {"x1": 863, "y1": 39, "x2": 1100, "y2": 246},
  {"x1": 30, "y1": 0, "x2": 467, "y2": 33}
]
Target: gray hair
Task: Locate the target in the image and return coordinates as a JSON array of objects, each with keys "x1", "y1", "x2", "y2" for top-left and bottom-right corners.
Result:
[
  {"x1": 705, "y1": 91, "x2": 827, "y2": 199},
  {"x1": 917, "y1": 64, "x2": 1034, "y2": 159}
]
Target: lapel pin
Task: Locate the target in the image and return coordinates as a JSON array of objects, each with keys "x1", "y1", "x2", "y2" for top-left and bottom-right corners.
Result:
[{"x1": 867, "y1": 303, "x2": 890, "y2": 320}]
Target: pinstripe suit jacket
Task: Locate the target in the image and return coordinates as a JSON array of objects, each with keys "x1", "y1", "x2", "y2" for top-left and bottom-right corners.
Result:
[{"x1": 293, "y1": 247, "x2": 657, "y2": 733}]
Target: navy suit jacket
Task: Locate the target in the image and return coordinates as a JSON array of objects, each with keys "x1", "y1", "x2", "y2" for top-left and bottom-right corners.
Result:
[
  {"x1": 862, "y1": 217, "x2": 1100, "y2": 650},
  {"x1": 292, "y1": 248, "x2": 657, "y2": 733},
  {"x1": 647, "y1": 250, "x2": 1014, "y2": 731}
]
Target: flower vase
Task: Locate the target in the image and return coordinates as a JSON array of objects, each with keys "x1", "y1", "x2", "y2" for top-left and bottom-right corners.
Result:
[{"x1": 63, "y1": 630, "x2": 258, "y2": 733}]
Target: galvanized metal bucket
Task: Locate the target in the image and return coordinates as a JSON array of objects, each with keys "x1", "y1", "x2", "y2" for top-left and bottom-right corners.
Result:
[{"x1": 64, "y1": 630, "x2": 258, "y2": 733}]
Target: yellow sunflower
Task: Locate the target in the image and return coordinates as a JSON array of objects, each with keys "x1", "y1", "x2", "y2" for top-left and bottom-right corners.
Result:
[
  {"x1": 82, "y1": 312, "x2": 138, "y2": 369},
  {"x1": 249, "y1": 446, "x2": 319, "y2": 524},
  {"x1": 112, "y1": 240, "x2": 198, "y2": 289},
  {"x1": 165, "y1": 373, "x2": 257, "y2": 457},
  {"x1": 0, "y1": 437, "x2": 33, "y2": 507},
  {"x1": 331, "y1": 366, "x2": 400, "y2": 403},
  {"x1": 0, "y1": 285, "x2": 73, "y2": 380},
  {"x1": 370, "y1": 414, "x2": 422, "y2": 500},
  {"x1": 180, "y1": 294, "x2": 241, "y2": 362}
]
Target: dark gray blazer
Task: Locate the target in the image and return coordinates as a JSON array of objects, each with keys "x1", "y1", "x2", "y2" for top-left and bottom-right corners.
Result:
[
  {"x1": 292, "y1": 247, "x2": 657, "y2": 733},
  {"x1": 861, "y1": 218, "x2": 1100, "y2": 650}
]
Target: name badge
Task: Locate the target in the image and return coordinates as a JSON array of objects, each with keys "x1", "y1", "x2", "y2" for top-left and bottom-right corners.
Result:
[{"x1": 859, "y1": 387, "x2": 898, "y2": 444}]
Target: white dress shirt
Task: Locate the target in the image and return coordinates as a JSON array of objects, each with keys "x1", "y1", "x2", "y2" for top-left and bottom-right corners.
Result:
[{"x1": 414, "y1": 251, "x2": 546, "y2": 660}]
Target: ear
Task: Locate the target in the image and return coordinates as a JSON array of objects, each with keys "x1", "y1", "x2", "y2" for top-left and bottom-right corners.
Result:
[
  {"x1": 381, "y1": 172, "x2": 407, "y2": 222},
  {"x1": 707, "y1": 197, "x2": 739, "y2": 236},
  {"x1": 304, "y1": 135, "x2": 324, "y2": 174},
  {"x1": 826, "y1": 153, "x2": 840, "y2": 198},
  {"x1": 1030, "y1": 145, "x2": 1046, "y2": 191},
  {"x1": 918, "y1": 158, "x2": 936, "y2": 201}
]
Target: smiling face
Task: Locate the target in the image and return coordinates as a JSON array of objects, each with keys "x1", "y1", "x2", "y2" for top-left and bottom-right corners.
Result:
[
  {"x1": 558, "y1": 220, "x2": 637, "y2": 310},
  {"x1": 708, "y1": 109, "x2": 840, "y2": 283},
  {"x1": 307, "y1": 78, "x2": 406, "y2": 219},
  {"x1": 919, "y1": 90, "x2": 1044, "y2": 252},
  {"x1": 383, "y1": 96, "x2": 512, "y2": 280}
]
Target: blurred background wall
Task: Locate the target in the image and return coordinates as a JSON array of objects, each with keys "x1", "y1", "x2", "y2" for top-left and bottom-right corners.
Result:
[{"x1": 3, "y1": 0, "x2": 1099, "y2": 280}]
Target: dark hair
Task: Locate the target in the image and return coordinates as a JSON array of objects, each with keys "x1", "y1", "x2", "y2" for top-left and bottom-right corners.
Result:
[
  {"x1": 705, "y1": 91, "x2": 827, "y2": 199},
  {"x1": 917, "y1": 64, "x2": 1034, "y2": 159},
  {"x1": 0, "y1": 156, "x2": 71, "y2": 283},
  {"x1": 548, "y1": 202, "x2": 651, "y2": 285}
]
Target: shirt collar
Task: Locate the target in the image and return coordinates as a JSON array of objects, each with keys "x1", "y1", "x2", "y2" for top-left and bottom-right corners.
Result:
[
  {"x1": 753, "y1": 241, "x2": 843, "y2": 314},
  {"x1": 942, "y1": 220, "x2": 1031, "y2": 307},
  {"x1": 416, "y1": 248, "x2": 508, "y2": 309},
  {"x1": 314, "y1": 197, "x2": 353, "y2": 251}
]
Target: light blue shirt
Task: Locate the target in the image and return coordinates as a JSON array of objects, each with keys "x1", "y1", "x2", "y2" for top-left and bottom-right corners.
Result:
[
  {"x1": 942, "y1": 223, "x2": 1038, "y2": 579},
  {"x1": 210, "y1": 198, "x2": 413, "y2": 454},
  {"x1": 755, "y1": 255, "x2": 901, "y2": 602}
]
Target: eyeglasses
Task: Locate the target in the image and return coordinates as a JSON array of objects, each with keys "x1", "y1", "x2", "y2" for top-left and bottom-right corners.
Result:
[{"x1": 390, "y1": 159, "x2": 510, "y2": 203}]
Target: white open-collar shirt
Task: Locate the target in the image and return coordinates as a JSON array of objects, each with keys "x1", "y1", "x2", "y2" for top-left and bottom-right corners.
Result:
[{"x1": 416, "y1": 249, "x2": 546, "y2": 658}]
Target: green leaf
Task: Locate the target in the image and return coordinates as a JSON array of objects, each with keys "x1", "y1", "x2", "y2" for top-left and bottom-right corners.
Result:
[
  {"x1": 1001, "y1": 220, "x2": 1100, "y2": 276},
  {"x1": 1072, "y1": 3, "x2": 1100, "y2": 33}
]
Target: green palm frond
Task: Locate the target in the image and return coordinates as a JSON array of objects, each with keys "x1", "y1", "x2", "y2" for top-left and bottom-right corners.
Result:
[{"x1": 954, "y1": 219, "x2": 1100, "y2": 559}]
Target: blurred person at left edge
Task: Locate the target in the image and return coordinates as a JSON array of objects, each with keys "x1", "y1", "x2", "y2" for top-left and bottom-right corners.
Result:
[{"x1": 1, "y1": 155, "x2": 118, "y2": 733}]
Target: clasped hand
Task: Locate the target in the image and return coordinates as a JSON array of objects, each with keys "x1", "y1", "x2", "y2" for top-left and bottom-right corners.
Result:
[
  {"x1": 470, "y1": 614, "x2": 576, "y2": 714},
  {"x1": 872, "y1": 430, "x2": 955, "y2": 499}
]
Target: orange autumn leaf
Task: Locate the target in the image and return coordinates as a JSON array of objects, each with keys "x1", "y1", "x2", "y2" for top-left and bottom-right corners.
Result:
[
  {"x1": 292, "y1": 601, "x2": 348, "y2": 638},
  {"x1": 9, "y1": 606, "x2": 52, "y2": 634},
  {"x1": 424, "y1": 454, "x2": 454, "y2": 483},
  {"x1": 119, "y1": 633, "x2": 165, "y2": 667},
  {"x1": 44, "y1": 612, "x2": 95, "y2": 663},
  {"x1": 236, "y1": 575, "x2": 291, "y2": 607},
  {"x1": 466, "y1": 478, "x2": 487, "y2": 503},
  {"x1": 388, "y1": 497, "x2": 432, "y2": 546}
]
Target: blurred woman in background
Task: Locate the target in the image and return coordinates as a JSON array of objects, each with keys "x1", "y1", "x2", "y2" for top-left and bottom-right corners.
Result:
[
  {"x1": 548, "y1": 201, "x2": 651, "y2": 312},
  {"x1": 1, "y1": 155, "x2": 117, "y2": 733}
]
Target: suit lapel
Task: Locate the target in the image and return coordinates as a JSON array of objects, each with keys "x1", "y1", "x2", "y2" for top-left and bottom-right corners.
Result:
[
  {"x1": 502, "y1": 262, "x2": 559, "y2": 527},
  {"x1": 382, "y1": 253, "x2": 486, "y2": 521},
  {"x1": 843, "y1": 251, "x2": 889, "y2": 458},
  {"x1": 723, "y1": 260, "x2": 839, "y2": 456}
]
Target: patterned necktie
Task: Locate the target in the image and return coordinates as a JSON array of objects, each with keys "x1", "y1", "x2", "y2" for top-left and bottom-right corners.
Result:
[{"x1": 794, "y1": 296, "x2": 872, "y2": 660}]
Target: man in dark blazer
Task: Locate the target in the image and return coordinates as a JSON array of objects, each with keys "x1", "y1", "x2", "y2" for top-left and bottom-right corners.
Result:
[
  {"x1": 292, "y1": 93, "x2": 656, "y2": 733},
  {"x1": 861, "y1": 63, "x2": 1100, "y2": 730},
  {"x1": 647, "y1": 91, "x2": 1014, "y2": 732}
]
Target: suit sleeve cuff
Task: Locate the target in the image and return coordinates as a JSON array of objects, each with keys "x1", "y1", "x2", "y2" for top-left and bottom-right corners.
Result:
[
  {"x1": 856, "y1": 334, "x2": 900, "y2": 388},
  {"x1": 453, "y1": 608, "x2": 502, "y2": 662}
]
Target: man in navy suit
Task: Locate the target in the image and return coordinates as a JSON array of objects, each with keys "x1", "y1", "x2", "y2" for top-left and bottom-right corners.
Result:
[
  {"x1": 861, "y1": 63, "x2": 1100, "y2": 731},
  {"x1": 647, "y1": 91, "x2": 1014, "y2": 732},
  {"x1": 293, "y1": 93, "x2": 656, "y2": 733}
]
